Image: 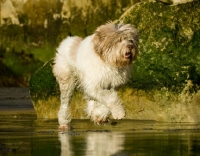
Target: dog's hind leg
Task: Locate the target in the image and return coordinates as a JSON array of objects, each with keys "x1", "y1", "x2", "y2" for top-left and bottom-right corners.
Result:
[{"x1": 57, "y1": 74, "x2": 76, "y2": 130}]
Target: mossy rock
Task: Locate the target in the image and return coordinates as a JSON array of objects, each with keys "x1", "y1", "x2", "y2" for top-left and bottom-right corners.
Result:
[
  {"x1": 120, "y1": 0, "x2": 200, "y2": 91},
  {"x1": 29, "y1": 59, "x2": 59, "y2": 119},
  {"x1": 30, "y1": 0, "x2": 200, "y2": 122}
]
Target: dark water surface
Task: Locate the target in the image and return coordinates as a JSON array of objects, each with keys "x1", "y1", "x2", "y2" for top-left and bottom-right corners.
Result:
[{"x1": 1, "y1": 88, "x2": 200, "y2": 156}]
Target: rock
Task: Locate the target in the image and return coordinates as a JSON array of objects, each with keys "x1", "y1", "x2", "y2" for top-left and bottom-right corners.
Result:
[
  {"x1": 120, "y1": 0, "x2": 200, "y2": 91},
  {"x1": 119, "y1": 0, "x2": 200, "y2": 122},
  {"x1": 30, "y1": 0, "x2": 200, "y2": 122}
]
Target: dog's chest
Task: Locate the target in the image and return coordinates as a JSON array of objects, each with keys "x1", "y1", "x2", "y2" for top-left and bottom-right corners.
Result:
[{"x1": 98, "y1": 67, "x2": 130, "y2": 89}]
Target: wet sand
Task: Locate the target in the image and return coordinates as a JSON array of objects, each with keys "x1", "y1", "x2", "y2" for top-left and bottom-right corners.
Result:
[{"x1": 1, "y1": 88, "x2": 200, "y2": 156}]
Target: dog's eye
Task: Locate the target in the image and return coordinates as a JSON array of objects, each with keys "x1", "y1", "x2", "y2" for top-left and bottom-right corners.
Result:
[
  {"x1": 127, "y1": 45, "x2": 133, "y2": 50},
  {"x1": 128, "y1": 40, "x2": 134, "y2": 43}
]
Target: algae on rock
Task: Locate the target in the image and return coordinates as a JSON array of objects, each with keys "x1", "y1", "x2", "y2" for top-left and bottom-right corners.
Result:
[{"x1": 120, "y1": 0, "x2": 200, "y2": 91}]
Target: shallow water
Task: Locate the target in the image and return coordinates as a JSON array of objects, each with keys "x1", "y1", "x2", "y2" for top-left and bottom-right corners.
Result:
[{"x1": 1, "y1": 88, "x2": 200, "y2": 156}]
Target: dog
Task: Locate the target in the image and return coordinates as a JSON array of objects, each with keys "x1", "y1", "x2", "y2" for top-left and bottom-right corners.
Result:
[{"x1": 53, "y1": 22, "x2": 139, "y2": 130}]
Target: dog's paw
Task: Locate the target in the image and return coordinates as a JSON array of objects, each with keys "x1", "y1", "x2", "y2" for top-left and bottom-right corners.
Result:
[
  {"x1": 91, "y1": 115, "x2": 109, "y2": 125},
  {"x1": 90, "y1": 109, "x2": 110, "y2": 125},
  {"x1": 90, "y1": 108, "x2": 110, "y2": 125},
  {"x1": 87, "y1": 102, "x2": 110, "y2": 125},
  {"x1": 59, "y1": 124, "x2": 68, "y2": 131},
  {"x1": 110, "y1": 105, "x2": 125, "y2": 120}
]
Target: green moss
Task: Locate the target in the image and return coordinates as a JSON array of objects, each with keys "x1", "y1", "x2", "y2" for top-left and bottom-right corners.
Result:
[
  {"x1": 29, "y1": 59, "x2": 60, "y2": 101},
  {"x1": 120, "y1": 0, "x2": 200, "y2": 91}
]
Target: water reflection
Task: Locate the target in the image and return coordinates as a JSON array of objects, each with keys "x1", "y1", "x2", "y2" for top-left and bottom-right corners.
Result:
[
  {"x1": 59, "y1": 132, "x2": 73, "y2": 156},
  {"x1": 56, "y1": 120, "x2": 200, "y2": 156},
  {"x1": 85, "y1": 132, "x2": 124, "y2": 156},
  {"x1": 59, "y1": 131, "x2": 125, "y2": 156}
]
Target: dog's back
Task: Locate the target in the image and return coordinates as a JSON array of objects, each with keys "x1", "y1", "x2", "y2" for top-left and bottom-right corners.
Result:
[
  {"x1": 56, "y1": 36, "x2": 83, "y2": 65},
  {"x1": 53, "y1": 36, "x2": 83, "y2": 80}
]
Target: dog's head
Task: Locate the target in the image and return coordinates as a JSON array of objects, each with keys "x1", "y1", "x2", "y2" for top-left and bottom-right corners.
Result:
[{"x1": 93, "y1": 22, "x2": 139, "y2": 67}]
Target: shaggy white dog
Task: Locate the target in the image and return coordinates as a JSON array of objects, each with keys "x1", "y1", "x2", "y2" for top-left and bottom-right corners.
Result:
[{"x1": 53, "y1": 22, "x2": 139, "y2": 129}]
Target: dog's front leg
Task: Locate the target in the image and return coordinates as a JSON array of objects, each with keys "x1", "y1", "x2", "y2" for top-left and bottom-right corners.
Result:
[
  {"x1": 86, "y1": 100, "x2": 110, "y2": 124},
  {"x1": 86, "y1": 88, "x2": 125, "y2": 120},
  {"x1": 103, "y1": 90, "x2": 125, "y2": 120}
]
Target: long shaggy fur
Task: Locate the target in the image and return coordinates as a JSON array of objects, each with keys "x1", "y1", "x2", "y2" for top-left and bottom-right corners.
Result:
[{"x1": 53, "y1": 22, "x2": 139, "y2": 129}]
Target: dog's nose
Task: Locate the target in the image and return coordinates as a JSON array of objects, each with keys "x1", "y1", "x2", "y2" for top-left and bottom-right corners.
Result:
[{"x1": 127, "y1": 45, "x2": 133, "y2": 51}]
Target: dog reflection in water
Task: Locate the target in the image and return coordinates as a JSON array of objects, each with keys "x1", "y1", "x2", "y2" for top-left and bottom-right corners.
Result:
[
  {"x1": 53, "y1": 22, "x2": 139, "y2": 130},
  {"x1": 58, "y1": 132, "x2": 125, "y2": 156}
]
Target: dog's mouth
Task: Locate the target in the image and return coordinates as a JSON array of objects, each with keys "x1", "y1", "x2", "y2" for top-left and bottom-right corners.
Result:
[{"x1": 124, "y1": 52, "x2": 132, "y2": 59}]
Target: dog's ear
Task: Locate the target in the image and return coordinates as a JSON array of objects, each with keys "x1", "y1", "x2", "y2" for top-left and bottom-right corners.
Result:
[
  {"x1": 93, "y1": 22, "x2": 118, "y2": 55},
  {"x1": 92, "y1": 30, "x2": 106, "y2": 55}
]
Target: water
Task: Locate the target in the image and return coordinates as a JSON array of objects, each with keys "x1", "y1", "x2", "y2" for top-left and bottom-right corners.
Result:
[{"x1": 1, "y1": 88, "x2": 200, "y2": 156}]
